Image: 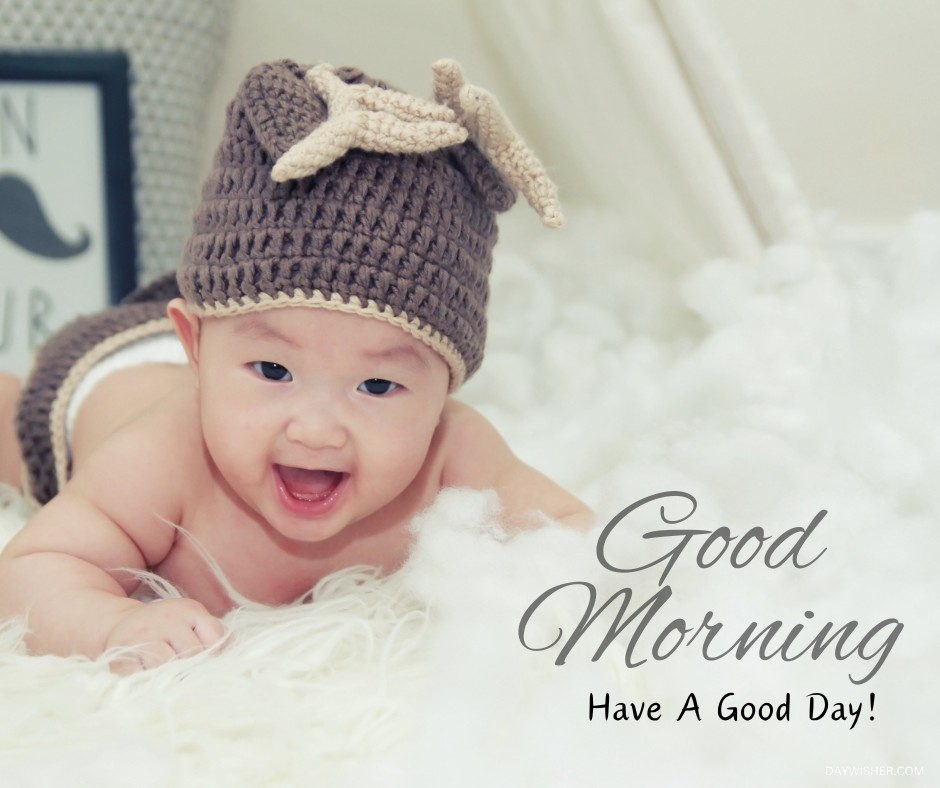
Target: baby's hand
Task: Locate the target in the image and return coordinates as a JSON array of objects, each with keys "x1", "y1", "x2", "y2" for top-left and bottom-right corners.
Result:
[{"x1": 105, "y1": 597, "x2": 226, "y2": 675}]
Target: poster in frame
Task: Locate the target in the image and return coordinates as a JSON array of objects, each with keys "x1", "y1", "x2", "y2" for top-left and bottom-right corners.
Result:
[{"x1": 0, "y1": 51, "x2": 136, "y2": 375}]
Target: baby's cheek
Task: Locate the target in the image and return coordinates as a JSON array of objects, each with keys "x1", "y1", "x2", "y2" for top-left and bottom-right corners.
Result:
[
  {"x1": 381, "y1": 427, "x2": 434, "y2": 478},
  {"x1": 202, "y1": 412, "x2": 260, "y2": 478}
]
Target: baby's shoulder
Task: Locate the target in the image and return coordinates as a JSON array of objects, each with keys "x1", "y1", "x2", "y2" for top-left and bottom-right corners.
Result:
[
  {"x1": 436, "y1": 399, "x2": 594, "y2": 529},
  {"x1": 71, "y1": 364, "x2": 196, "y2": 465},
  {"x1": 438, "y1": 398, "x2": 494, "y2": 437},
  {"x1": 70, "y1": 383, "x2": 205, "y2": 521},
  {"x1": 437, "y1": 399, "x2": 517, "y2": 487},
  {"x1": 86, "y1": 382, "x2": 199, "y2": 461}
]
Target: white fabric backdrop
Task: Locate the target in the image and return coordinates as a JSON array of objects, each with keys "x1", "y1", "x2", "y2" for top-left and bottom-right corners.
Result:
[{"x1": 463, "y1": 0, "x2": 814, "y2": 263}]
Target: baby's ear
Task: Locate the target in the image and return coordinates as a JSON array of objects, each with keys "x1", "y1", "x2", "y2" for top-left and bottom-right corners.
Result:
[{"x1": 167, "y1": 298, "x2": 201, "y2": 370}]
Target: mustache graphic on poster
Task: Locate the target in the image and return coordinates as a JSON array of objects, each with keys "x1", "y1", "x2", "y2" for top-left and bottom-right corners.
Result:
[{"x1": 0, "y1": 172, "x2": 91, "y2": 259}]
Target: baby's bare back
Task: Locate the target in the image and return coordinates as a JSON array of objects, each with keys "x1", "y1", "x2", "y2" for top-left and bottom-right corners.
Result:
[{"x1": 70, "y1": 362, "x2": 194, "y2": 469}]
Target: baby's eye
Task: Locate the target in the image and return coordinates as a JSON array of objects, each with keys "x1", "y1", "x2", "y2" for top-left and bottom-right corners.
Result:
[
  {"x1": 358, "y1": 378, "x2": 399, "y2": 396},
  {"x1": 251, "y1": 361, "x2": 292, "y2": 382}
]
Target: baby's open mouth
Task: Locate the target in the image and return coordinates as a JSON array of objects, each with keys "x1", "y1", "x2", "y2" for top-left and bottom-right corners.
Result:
[{"x1": 276, "y1": 465, "x2": 346, "y2": 502}]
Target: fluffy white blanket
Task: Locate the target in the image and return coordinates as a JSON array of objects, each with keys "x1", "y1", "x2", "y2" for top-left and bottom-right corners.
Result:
[{"x1": 1, "y1": 211, "x2": 937, "y2": 786}]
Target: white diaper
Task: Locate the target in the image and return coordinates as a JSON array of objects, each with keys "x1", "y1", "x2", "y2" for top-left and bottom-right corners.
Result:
[{"x1": 64, "y1": 332, "x2": 188, "y2": 450}]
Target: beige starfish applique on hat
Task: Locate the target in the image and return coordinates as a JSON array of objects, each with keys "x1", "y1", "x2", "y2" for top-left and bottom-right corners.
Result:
[{"x1": 272, "y1": 59, "x2": 563, "y2": 228}]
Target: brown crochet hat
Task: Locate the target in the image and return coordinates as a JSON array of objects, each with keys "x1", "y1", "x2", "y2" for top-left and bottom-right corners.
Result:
[{"x1": 178, "y1": 58, "x2": 562, "y2": 387}]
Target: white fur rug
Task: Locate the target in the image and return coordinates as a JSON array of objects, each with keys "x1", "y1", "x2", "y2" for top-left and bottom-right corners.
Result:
[{"x1": 2, "y1": 210, "x2": 938, "y2": 786}]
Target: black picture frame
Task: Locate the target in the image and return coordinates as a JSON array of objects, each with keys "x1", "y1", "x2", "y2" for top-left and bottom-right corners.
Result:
[{"x1": 0, "y1": 51, "x2": 136, "y2": 374}]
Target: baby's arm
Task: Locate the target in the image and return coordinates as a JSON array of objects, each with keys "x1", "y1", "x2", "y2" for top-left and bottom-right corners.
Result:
[
  {"x1": 0, "y1": 426, "x2": 224, "y2": 671},
  {"x1": 440, "y1": 401, "x2": 594, "y2": 530}
]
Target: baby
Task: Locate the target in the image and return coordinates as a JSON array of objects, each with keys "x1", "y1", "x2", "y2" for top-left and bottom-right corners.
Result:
[{"x1": 0, "y1": 59, "x2": 590, "y2": 673}]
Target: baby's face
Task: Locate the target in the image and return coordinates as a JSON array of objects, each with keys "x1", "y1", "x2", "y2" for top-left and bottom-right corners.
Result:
[{"x1": 191, "y1": 307, "x2": 450, "y2": 542}]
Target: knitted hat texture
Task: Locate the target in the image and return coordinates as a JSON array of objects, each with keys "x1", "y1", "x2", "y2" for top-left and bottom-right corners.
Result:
[{"x1": 178, "y1": 59, "x2": 560, "y2": 386}]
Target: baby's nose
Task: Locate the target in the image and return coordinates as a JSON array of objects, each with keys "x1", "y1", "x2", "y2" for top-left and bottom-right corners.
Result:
[{"x1": 285, "y1": 406, "x2": 347, "y2": 450}]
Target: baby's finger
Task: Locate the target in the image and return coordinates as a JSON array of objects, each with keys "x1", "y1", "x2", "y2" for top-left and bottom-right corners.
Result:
[
  {"x1": 157, "y1": 598, "x2": 225, "y2": 648},
  {"x1": 110, "y1": 640, "x2": 176, "y2": 675},
  {"x1": 110, "y1": 653, "x2": 144, "y2": 676},
  {"x1": 139, "y1": 640, "x2": 178, "y2": 670},
  {"x1": 192, "y1": 614, "x2": 227, "y2": 647},
  {"x1": 166, "y1": 625, "x2": 209, "y2": 659}
]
